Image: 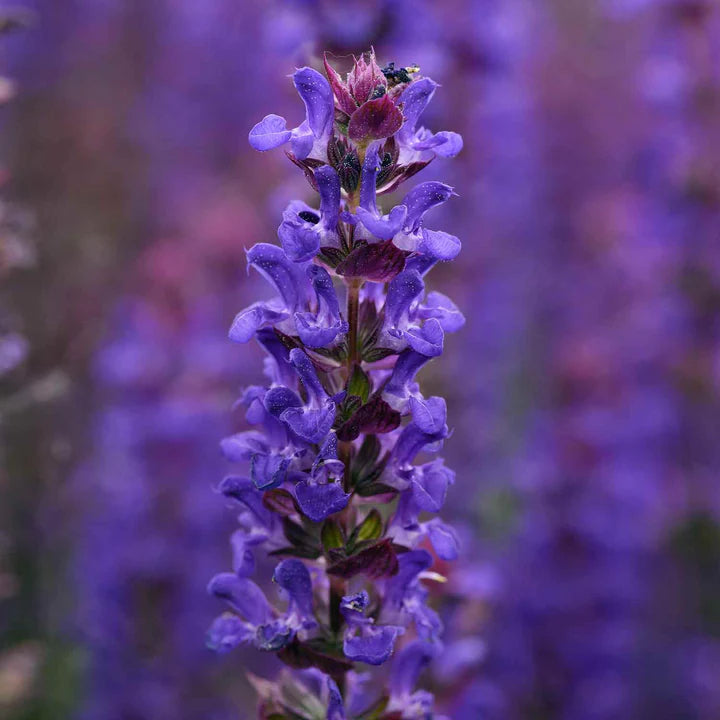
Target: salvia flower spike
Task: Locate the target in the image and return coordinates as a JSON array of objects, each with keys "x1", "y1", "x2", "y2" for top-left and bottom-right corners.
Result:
[{"x1": 210, "y1": 50, "x2": 464, "y2": 718}]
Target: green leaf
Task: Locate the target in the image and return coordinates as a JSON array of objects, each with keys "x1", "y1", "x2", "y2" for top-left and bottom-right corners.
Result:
[
  {"x1": 348, "y1": 509, "x2": 383, "y2": 550},
  {"x1": 347, "y1": 364, "x2": 371, "y2": 403},
  {"x1": 321, "y1": 519, "x2": 345, "y2": 551}
]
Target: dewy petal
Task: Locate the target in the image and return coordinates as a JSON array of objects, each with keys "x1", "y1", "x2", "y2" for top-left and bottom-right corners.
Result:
[
  {"x1": 315, "y1": 165, "x2": 341, "y2": 232},
  {"x1": 344, "y1": 624, "x2": 402, "y2": 665},
  {"x1": 218, "y1": 476, "x2": 275, "y2": 530},
  {"x1": 207, "y1": 573, "x2": 272, "y2": 626},
  {"x1": 404, "y1": 318, "x2": 444, "y2": 357},
  {"x1": 356, "y1": 204, "x2": 407, "y2": 241},
  {"x1": 295, "y1": 313, "x2": 344, "y2": 348},
  {"x1": 251, "y1": 452, "x2": 291, "y2": 490},
  {"x1": 409, "y1": 395, "x2": 447, "y2": 434},
  {"x1": 264, "y1": 386, "x2": 303, "y2": 419},
  {"x1": 220, "y1": 432, "x2": 268, "y2": 461},
  {"x1": 228, "y1": 300, "x2": 289, "y2": 343},
  {"x1": 281, "y1": 404, "x2": 336, "y2": 444},
  {"x1": 312, "y1": 432, "x2": 345, "y2": 480},
  {"x1": 418, "y1": 229, "x2": 461, "y2": 261},
  {"x1": 296, "y1": 265, "x2": 347, "y2": 348},
  {"x1": 429, "y1": 130, "x2": 463, "y2": 157},
  {"x1": 206, "y1": 613, "x2": 254, "y2": 653},
  {"x1": 392, "y1": 400, "x2": 449, "y2": 465},
  {"x1": 273, "y1": 558, "x2": 314, "y2": 620},
  {"x1": 278, "y1": 220, "x2": 320, "y2": 263},
  {"x1": 293, "y1": 67, "x2": 334, "y2": 141},
  {"x1": 397, "y1": 78, "x2": 438, "y2": 145},
  {"x1": 309, "y1": 265, "x2": 342, "y2": 319},
  {"x1": 389, "y1": 640, "x2": 437, "y2": 699},
  {"x1": 411, "y1": 461, "x2": 454, "y2": 513},
  {"x1": 359, "y1": 141, "x2": 383, "y2": 212},
  {"x1": 295, "y1": 479, "x2": 349, "y2": 522},
  {"x1": 249, "y1": 114, "x2": 292, "y2": 151},
  {"x1": 384, "y1": 270, "x2": 424, "y2": 331},
  {"x1": 383, "y1": 349, "x2": 433, "y2": 409},
  {"x1": 247, "y1": 243, "x2": 313, "y2": 311},
  {"x1": 256, "y1": 328, "x2": 296, "y2": 387},
  {"x1": 289, "y1": 348, "x2": 328, "y2": 403},
  {"x1": 402, "y1": 182, "x2": 455, "y2": 232},
  {"x1": 290, "y1": 120, "x2": 314, "y2": 160},
  {"x1": 418, "y1": 292, "x2": 465, "y2": 332}
]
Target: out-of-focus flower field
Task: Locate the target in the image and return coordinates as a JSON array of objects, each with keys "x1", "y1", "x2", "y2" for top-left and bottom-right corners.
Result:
[{"x1": 1, "y1": 1, "x2": 719, "y2": 718}]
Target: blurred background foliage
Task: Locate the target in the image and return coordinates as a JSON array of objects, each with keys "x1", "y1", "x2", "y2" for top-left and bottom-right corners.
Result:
[{"x1": 0, "y1": 1, "x2": 719, "y2": 718}]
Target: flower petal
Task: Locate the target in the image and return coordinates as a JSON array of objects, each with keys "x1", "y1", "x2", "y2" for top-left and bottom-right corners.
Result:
[
  {"x1": 206, "y1": 613, "x2": 254, "y2": 653},
  {"x1": 389, "y1": 640, "x2": 437, "y2": 698},
  {"x1": 402, "y1": 182, "x2": 455, "y2": 232},
  {"x1": 384, "y1": 269, "x2": 424, "y2": 331},
  {"x1": 207, "y1": 573, "x2": 272, "y2": 626},
  {"x1": 273, "y1": 558, "x2": 315, "y2": 620},
  {"x1": 295, "y1": 479, "x2": 350, "y2": 522},
  {"x1": 228, "y1": 301, "x2": 289, "y2": 343},
  {"x1": 418, "y1": 229, "x2": 461, "y2": 261},
  {"x1": 344, "y1": 624, "x2": 402, "y2": 665},
  {"x1": 397, "y1": 78, "x2": 438, "y2": 144},
  {"x1": 248, "y1": 114, "x2": 292, "y2": 151},
  {"x1": 293, "y1": 67, "x2": 334, "y2": 140},
  {"x1": 247, "y1": 243, "x2": 313, "y2": 311}
]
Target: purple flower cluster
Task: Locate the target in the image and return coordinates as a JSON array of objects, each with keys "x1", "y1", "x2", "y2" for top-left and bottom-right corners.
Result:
[{"x1": 208, "y1": 50, "x2": 463, "y2": 716}]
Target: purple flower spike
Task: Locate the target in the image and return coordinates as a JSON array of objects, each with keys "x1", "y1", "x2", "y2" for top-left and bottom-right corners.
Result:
[{"x1": 212, "y1": 49, "x2": 464, "y2": 715}]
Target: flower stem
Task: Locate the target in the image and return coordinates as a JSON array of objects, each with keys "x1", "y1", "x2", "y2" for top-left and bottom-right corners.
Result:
[{"x1": 346, "y1": 278, "x2": 361, "y2": 371}]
